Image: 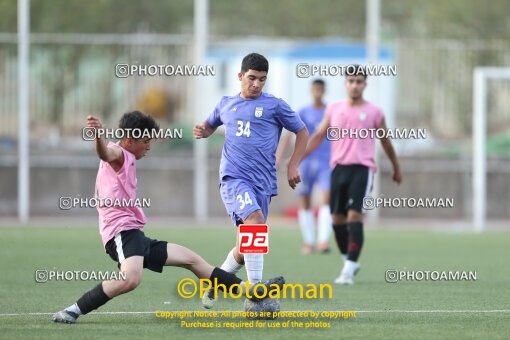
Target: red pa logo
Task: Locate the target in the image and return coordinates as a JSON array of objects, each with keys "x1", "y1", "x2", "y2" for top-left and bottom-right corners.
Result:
[{"x1": 237, "y1": 224, "x2": 269, "y2": 254}]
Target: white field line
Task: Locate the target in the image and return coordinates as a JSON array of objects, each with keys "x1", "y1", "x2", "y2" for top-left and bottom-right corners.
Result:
[{"x1": 1, "y1": 310, "x2": 510, "y2": 317}]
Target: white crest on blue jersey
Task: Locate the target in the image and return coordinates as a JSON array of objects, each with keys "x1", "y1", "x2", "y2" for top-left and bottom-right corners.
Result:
[{"x1": 255, "y1": 107, "x2": 263, "y2": 118}]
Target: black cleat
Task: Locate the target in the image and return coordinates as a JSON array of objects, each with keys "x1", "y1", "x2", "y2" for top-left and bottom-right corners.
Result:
[
  {"x1": 244, "y1": 297, "x2": 281, "y2": 319},
  {"x1": 248, "y1": 276, "x2": 285, "y2": 302},
  {"x1": 52, "y1": 310, "x2": 79, "y2": 324}
]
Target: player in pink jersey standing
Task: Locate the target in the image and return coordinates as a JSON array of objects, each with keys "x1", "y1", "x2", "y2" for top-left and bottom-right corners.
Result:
[
  {"x1": 53, "y1": 111, "x2": 283, "y2": 324},
  {"x1": 304, "y1": 65, "x2": 402, "y2": 285}
]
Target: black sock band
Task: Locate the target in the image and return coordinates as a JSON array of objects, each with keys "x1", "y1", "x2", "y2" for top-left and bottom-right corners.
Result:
[
  {"x1": 333, "y1": 224, "x2": 349, "y2": 255},
  {"x1": 210, "y1": 267, "x2": 243, "y2": 294},
  {"x1": 76, "y1": 283, "x2": 111, "y2": 315},
  {"x1": 347, "y1": 222, "x2": 364, "y2": 262}
]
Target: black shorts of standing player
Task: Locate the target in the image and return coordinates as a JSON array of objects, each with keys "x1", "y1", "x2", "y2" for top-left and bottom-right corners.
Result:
[
  {"x1": 105, "y1": 229, "x2": 168, "y2": 273},
  {"x1": 330, "y1": 164, "x2": 374, "y2": 215}
]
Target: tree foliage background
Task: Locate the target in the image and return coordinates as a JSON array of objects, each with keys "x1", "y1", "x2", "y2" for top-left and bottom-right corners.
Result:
[{"x1": 0, "y1": 0, "x2": 508, "y2": 40}]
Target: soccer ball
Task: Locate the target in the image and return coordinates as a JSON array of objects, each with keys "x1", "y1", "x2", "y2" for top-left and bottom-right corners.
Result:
[{"x1": 243, "y1": 297, "x2": 280, "y2": 319}]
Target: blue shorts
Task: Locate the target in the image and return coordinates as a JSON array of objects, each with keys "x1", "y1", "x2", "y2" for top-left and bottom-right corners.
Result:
[
  {"x1": 220, "y1": 176, "x2": 271, "y2": 226},
  {"x1": 296, "y1": 159, "x2": 331, "y2": 196}
]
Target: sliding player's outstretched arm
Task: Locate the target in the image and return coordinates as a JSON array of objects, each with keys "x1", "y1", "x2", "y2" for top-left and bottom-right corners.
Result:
[
  {"x1": 379, "y1": 118, "x2": 402, "y2": 184},
  {"x1": 287, "y1": 127, "x2": 309, "y2": 189},
  {"x1": 193, "y1": 121, "x2": 217, "y2": 139},
  {"x1": 303, "y1": 113, "x2": 329, "y2": 159},
  {"x1": 86, "y1": 115, "x2": 123, "y2": 168}
]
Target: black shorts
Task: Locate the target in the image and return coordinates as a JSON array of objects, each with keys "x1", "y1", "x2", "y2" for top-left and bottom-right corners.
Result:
[
  {"x1": 105, "y1": 229, "x2": 168, "y2": 273},
  {"x1": 330, "y1": 164, "x2": 373, "y2": 215}
]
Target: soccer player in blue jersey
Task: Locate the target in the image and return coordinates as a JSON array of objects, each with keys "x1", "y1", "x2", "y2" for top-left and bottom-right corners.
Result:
[
  {"x1": 194, "y1": 53, "x2": 308, "y2": 308},
  {"x1": 276, "y1": 79, "x2": 332, "y2": 255}
]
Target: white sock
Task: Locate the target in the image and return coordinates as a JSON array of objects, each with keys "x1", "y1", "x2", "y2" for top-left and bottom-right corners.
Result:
[
  {"x1": 342, "y1": 260, "x2": 359, "y2": 277},
  {"x1": 244, "y1": 253, "x2": 263, "y2": 284},
  {"x1": 317, "y1": 205, "x2": 332, "y2": 244},
  {"x1": 66, "y1": 303, "x2": 82, "y2": 316},
  {"x1": 220, "y1": 249, "x2": 244, "y2": 274},
  {"x1": 341, "y1": 254, "x2": 348, "y2": 262},
  {"x1": 298, "y1": 209, "x2": 315, "y2": 245}
]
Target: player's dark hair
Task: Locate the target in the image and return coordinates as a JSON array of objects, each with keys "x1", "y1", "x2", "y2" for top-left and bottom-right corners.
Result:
[
  {"x1": 241, "y1": 53, "x2": 269, "y2": 73},
  {"x1": 312, "y1": 79, "x2": 325, "y2": 86},
  {"x1": 118, "y1": 111, "x2": 159, "y2": 139},
  {"x1": 346, "y1": 64, "x2": 367, "y2": 80}
]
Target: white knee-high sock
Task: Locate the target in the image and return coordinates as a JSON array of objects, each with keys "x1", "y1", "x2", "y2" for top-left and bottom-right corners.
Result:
[
  {"x1": 220, "y1": 249, "x2": 244, "y2": 274},
  {"x1": 298, "y1": 209, "x2": 315, "y2": 245},
  {"x1": 317, "y1": 205, "x2": 332, "y2": 244},
  {"x1": 244, "y1": 253, "x2": 263, "y2": 284}
]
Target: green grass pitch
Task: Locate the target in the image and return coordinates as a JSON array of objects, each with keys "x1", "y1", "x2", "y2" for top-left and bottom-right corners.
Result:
[{"x1": 0, "y1": 225, "x2": 509, "y2": 339}]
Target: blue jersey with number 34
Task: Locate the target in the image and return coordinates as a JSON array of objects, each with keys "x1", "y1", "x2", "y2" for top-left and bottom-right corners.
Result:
[{"x1": 207, "y1": 92, "x2": 305, "y2": 196}]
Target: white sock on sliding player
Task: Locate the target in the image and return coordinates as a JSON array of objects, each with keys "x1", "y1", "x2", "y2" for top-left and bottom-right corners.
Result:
[{"x1": 220, "y1": 249, "x2": 243, "y2": 274}]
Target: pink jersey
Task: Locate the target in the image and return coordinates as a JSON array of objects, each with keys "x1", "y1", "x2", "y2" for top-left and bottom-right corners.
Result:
[
  {"x1": 96, "y1": 142, "x2": 146, "y2": 247},
  {"x1": 326, "y1": 100, "x2": 384, "y2": 173}
]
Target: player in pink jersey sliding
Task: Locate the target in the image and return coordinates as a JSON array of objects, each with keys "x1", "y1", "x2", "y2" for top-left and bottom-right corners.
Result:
[
  {"x1": 304, "y1": 66, "x2": 402, "y2": 285},
  {"x1": 53, "y1": 111, "x2": 283, "y2": 324}
]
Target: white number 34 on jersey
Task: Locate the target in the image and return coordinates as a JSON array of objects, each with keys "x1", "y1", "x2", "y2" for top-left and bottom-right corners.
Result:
[
  {"x1": 235, "y1": 120, "x2": 251, "y2": 137},
  {"x1": 236, "y1": 191, "x2": 253, "y2": 210}
]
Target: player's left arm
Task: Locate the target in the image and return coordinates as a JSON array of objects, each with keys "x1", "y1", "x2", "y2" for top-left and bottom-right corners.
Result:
[
  {"x1": 287, "y1": 127, "x2": 309, "y2": 189},
  {"x1": 276, "y1": 99, "x2": 309, "y2": 189},
  {"x1": 275, "y1": 132, "x2": 293, "y2": 169},
  {"x1": 378, "y1": 118, "x2": 402, "y2": 184}
]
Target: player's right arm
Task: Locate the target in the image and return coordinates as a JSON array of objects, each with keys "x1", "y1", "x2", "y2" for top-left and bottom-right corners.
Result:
[
  {"x1": 193, "y1": 121, "x2": 217, "y2": 139},
  {"x1": 303, "y1": 112, "x2": 330, "y2": 158},
  {"x1": 86, "y1": 115, "x2": 123, "y2": 169},
  {"x1": 194, "y1": 97, "x2": 224, "y2": 139}
]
